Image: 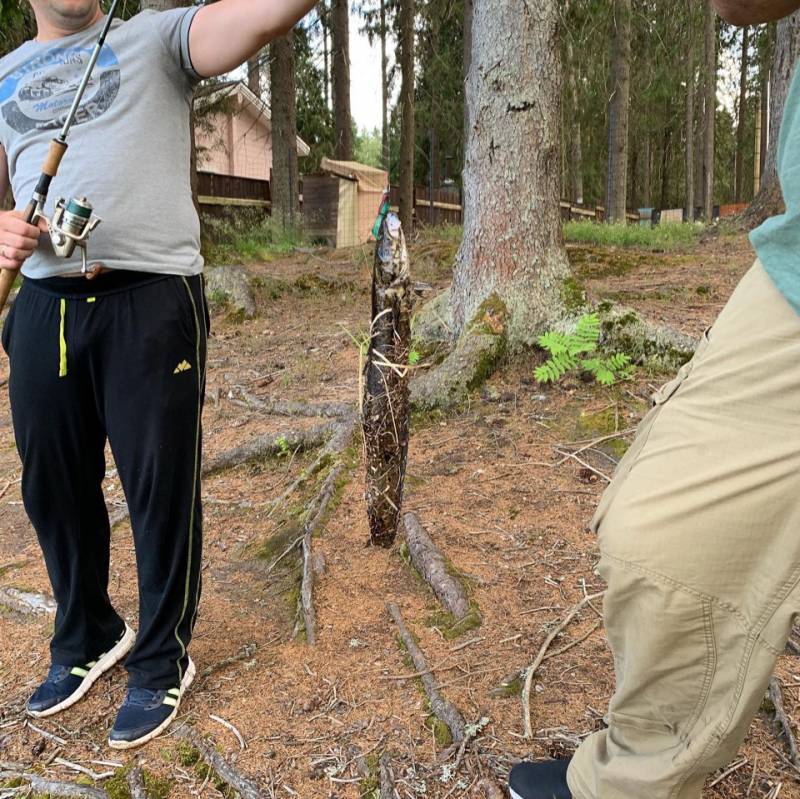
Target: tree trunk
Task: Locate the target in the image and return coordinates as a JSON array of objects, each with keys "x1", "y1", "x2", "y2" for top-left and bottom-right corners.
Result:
[
  {"x1": 643, "y1": 136, "x2": 652, "y2": 208},
  {"x1": 703, "y1": 0, "x2": 717, "y2": 222},
  {"x1": 270, "y1": 33, "x2": 300, "y2": 229},
  {"x1": 660, "y1": 114, "x2": 672, "y2": 211},
  {"x1": 734, "y1": 26, "x2": 750, "y2": 203},
  {"x1": 380, "y1": 0, "x2": 389, "y2": 169},
  {"x1": 746, "y1": 12, "x2": 800, "y2": 223},
  {"x1": 331, "y1": 0, "x2": 353, "y2": 160},
  {"x1": 451, "y1": 0, "x2": 570, "y2": 348},
  {"x1": 566, "y1": 37, "x2": 584, "y2": 205},
  {"x1": 321, "y1": 1, "x2": 330, "y2": 109},
  {"x1": 685, "y1": 0, "x2": 696, "y2": 221},
  {"x1": 398, "y1": 0, "x2": 415, "y2": 233},
  {"x1": 605, "y1": 0, "x2": 632, "y2": 223},
  {"x1": 247, "y1": 54, "x2": 262, "y2": 97},
  {"x1": 462, "y1": 0, "x2": 473, "y2": 175}
]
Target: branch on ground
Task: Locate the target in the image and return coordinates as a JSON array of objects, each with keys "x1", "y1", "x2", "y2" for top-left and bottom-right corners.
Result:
[
  {"x1": 769, "y1": 677, "x2": 800, "y2": 768},
  {"x1": 0, "y1": 772, "x2": 106, "y2": 799}
]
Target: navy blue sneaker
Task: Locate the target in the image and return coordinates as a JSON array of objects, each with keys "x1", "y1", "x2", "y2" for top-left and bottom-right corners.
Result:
[
  {"x1": 108, "y1": 658, "x2": 195, "y2": 749},
  {"x1": 27, "y1": 625, "x2": 135, "y2": 718},
  {"x1": 509, "y1": 759, "x2": 572, "y2": 799}
]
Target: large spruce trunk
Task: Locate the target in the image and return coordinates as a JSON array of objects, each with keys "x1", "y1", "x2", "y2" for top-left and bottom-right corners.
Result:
[
  {"x1": 702, "y1": 0, "x2": 717, "y2": 222},
  {"x1": 685, "y1": 0, "x2": 696, "y2": 221},
  {"x1": 398, "y1": 0, "x2": 415, "y2": 234},
  {"x1": 331, "y1": 0, "x2": 353, "y2": 160},
  {"x1": 734, "y1": 26, "x2": 750, "y2": 203},
  {"x1": 450, "y1": 0, "x2": 570, "y2": 349},
  {"x1": 270, "y1": 33, "x2": 300, "y2": 228},
  {"x1": 605, "y1": 0, "x2": 632, "y2": 222}
]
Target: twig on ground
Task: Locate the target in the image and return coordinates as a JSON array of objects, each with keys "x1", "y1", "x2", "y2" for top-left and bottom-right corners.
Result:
[
  {"x1": 172, "y1": 724, "x2": 263, "y2": 799},
  {"x1": 708, "y1": 757, "x2": 748, "y2": 787},
  {"x1": 386, "y1": 602, "x2": 465, "y2": 743},
  {"x1": 522, "y1": 592, "x2": 606, "y2": 738},
  {"x1": 26, "y1": 721, "x2": 67, "y2": 746},
  {"x1": 770, "y1": 677, "x2": 800, "y2": 767},
  {"x1": 553, "y1": 449, "x2": 611, "y2": 483},
  {"x1": 209, "y1": 714, "x2": 246, "y2": 750}
]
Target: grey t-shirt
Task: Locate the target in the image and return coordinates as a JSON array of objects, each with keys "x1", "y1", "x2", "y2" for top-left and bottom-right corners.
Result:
[{"x1": 0, "y1": 9, "x2": 204, "y2": 278}]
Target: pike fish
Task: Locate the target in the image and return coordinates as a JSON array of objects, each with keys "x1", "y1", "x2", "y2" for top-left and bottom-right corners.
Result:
[{"x1": 363, "y1": 210, "x2": 412, "y2": 547}]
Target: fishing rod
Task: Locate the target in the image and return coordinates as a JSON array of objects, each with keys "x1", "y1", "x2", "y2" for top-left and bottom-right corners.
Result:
[{"x1": 0, "y1": 0, "x2": 122, "y2": 314}]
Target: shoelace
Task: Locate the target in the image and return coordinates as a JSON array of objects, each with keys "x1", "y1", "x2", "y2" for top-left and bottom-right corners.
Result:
[{"x1": 123, "y1": 687, "x2": 165, "y2": 708}]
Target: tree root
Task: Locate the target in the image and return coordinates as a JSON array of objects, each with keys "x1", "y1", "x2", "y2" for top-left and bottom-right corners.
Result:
[
  {"x1": 125, "y1": 766, "x2": 149, "y2": 799},
  {"x1": 0, "y1": 772, "x2": 106, "y2": 799},
  {"x1": 522, "y1": 592, "x2": 605, "y2": 738},
  {"x1": 173, "y1": 724, "x2": 263, "y2": 799},
  {"x1": 232, "y1": 390, "x2": 352, "y2": 419},
  {"x1": 296, "y1": 464, "x2": 344, "y2": 645},
  {"x1": 403, "y1": 513, "x2": 470, "y2": 620},
  {"x1": 769, "y1": 677, "x2": 800, "y2": 768},
  {"x1": 379, "y1": 752, "x2": 395, "y2": 799},
  {"x1": 0, "y1": 587, "x2": 56, "y2": 616},
  {"x1": 204, "y1": 423, "x2": 335, "y2": 475},
  {"x1": 386, "y1": 602, "x2": 466, "y2": 743}
]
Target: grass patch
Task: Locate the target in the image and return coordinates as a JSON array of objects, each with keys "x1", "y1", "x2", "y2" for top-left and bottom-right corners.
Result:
[
  {"x1": 564, "y1": 221, "x2": 703, "y2": 250},
  {"x1": 202, "y1": 209, "x2": 307, "y2": 265}
]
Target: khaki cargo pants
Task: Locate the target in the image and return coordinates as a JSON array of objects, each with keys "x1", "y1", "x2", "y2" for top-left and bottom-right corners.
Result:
[{"x1": 568, "y1": 261, "x2": 800, "y2": 799}]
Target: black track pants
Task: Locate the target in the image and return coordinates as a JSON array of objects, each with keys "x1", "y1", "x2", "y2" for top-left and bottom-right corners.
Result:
[{"x1": 2, "y1": 271, "x2": 208, "y2": 690}]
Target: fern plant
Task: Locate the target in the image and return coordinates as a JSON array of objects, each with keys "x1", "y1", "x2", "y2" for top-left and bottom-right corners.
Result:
[{"x1": 535, "y1": 313, "x2": 634, "y2": 386}]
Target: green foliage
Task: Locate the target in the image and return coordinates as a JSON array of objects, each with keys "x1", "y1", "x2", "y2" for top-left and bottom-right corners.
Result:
[
  {"x1": 535, "y1": 313, "x2": 634, "y2": 386},
  {"x1": 201, "y1": 209, "x2": 306, "y2": 264},
  {"x1": 354, "y1": 127, "x2": 384, "y2": 168},
  {"x1": 564, "y1": 221, "x2": 703, "y2": 250}
]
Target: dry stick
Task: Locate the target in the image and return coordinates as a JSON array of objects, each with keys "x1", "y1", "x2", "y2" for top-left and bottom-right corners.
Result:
[
  {"x1": 379, "y1": 753, "x2": 394, "y2": 799},
  {"x1": 125, "y1": 767, "x2": 149, "y2": 799},
  {"x1": 0, "y1": 772, "x2": 106, "y2": 799},
  {"x1": 386, "y1": 602, "x2": 466, "y2": 743},
  {"x1": 770, "y1": 677, "x2": 800, "y2": 767},
  {"x1": 403, "y1": 513, "x2": 470, "y2": 620},
  {"x1": 522, "y1": 592, "x2": 606, "y2": 739},
  {"x1": 298, "y1": 464, "x2": 343, "y2": 645},
  {"x1": 173, "y1": 725, "x2": 263, "y2": 799}
]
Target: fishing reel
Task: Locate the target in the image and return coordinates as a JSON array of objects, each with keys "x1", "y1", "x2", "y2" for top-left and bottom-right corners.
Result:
[{"x1": 33, "y1": 196, "x2": 102, "y2": 273}]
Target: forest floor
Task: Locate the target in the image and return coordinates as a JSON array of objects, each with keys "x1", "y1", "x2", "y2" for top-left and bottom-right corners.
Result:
[{"x1": 0, "y1": 228, "x2": 797, "y2": 799}]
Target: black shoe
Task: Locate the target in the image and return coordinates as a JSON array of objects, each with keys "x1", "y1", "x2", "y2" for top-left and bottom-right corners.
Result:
[
  {"x1": 27, "y1": 625, "x2": 135, "y2": 718},
  {"x1": 509, "y1": 759, "x2": 572, "y2": 799},
  {"x1": 108, "y1": 658, "x2": 195, "y2": 749}
]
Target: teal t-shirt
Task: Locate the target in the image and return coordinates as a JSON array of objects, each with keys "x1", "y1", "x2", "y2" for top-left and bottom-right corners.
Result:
[{"x1": 751, "y1": 62, "x2": 800, "y2": 313}]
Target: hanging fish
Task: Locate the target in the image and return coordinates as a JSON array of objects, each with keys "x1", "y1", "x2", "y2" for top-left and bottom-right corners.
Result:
[{"x1": 363, "y1": 206, "x2": 412, "y2": 547}]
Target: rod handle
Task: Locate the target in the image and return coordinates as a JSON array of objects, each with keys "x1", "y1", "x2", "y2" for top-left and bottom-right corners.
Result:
[
  {"x1": 0, "y1": 269, "x2": 16, "y2": 317},
  {"x1": 43, "y1": 139, "x2": 68, "y2": 178},
  {"x1": 23, "y1": 199, "x2": 38, "y2": 225}
]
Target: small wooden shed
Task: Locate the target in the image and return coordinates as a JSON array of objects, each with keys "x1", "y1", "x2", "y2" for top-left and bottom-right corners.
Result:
[{"x1": 302, "y1": 158, "x2": 388, "y2": 248}]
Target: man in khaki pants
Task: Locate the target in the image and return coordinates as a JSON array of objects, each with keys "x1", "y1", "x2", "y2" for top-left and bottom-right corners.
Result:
[{"x1": 510, "y1": 1, "x2": 800, "y2": 797}]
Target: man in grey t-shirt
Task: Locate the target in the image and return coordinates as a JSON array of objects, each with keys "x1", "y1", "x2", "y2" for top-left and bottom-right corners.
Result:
[{"x1": 0, "y1": 0, "x2": 315, "y2": 748}]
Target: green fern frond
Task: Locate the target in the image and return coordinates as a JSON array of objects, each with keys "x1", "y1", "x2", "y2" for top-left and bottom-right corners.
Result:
[
  {"x1": 569, "y1": 313, "x2": 600, "y2": 355},
  {"x1": 535, "y1": 352, "x2": 578, "y2": 383},
  {"x1": 537, "y1": 330, "x2": 570, "y2": 356}
]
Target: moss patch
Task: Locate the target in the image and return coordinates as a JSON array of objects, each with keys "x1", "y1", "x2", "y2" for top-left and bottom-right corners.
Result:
[{"x1": 562, "y1": 276, "x2": 587, "y2": 311}]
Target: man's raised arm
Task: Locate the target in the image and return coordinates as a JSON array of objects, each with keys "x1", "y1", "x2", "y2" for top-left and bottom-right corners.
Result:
[
  {"x1": 713, "y1": 0, "x2": 800, "y2": 25},
  {"x1": 187, "y1": 0, "x2": 317, "y2": 79}
]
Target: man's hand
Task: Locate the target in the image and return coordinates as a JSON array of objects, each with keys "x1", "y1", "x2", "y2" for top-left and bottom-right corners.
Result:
[
  {"x1": 188, "y1": 0, "x2": 317, "y2": 79},
  {"x1": 0, "y1": 211, "x2": 47, "y2": 272},
  {"x1": 713, "y1": 0, "x2": 800, "y2": 25}
]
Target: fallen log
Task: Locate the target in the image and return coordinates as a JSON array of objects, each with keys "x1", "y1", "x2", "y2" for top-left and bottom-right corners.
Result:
[
  {"x1": 233, "y1": 391, "x2": 352, "y2": 419},
  {"x1": 0, "y1": 772, "x2": 106, "y2": 799},
  {"x1": 379, "y1": 753, "x2": 395, "y2": 799},
  {"x1": 363, "y1": 212, "x2": 412, "y2": 547},
  {"x1": 0, "y1": 587, "x2": 56, "y2": 615},
  {"x1": 386, "y1": 602, "x2": 465, "y2": 743},
  {"x1": 403, "y1": 513, "x2": 470, "y2": 620},
  {"x1": 173, "y1": 725, "x2": 263, "y2": 799}
]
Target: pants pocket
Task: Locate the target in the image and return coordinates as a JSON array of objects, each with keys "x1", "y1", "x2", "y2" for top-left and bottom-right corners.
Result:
[{"x1": 589, "y1": 326, "x2": 713, "y2": 535}]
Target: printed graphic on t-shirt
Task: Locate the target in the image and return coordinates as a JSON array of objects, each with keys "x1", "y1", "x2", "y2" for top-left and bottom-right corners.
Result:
[{"x1": 0, "y1": 44, "x2": 120, "y2": 134}]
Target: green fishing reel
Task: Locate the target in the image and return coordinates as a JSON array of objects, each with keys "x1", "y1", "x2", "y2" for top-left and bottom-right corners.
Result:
[{"x1": 33, "y1": 196, "x2": 102, "y2": 273}]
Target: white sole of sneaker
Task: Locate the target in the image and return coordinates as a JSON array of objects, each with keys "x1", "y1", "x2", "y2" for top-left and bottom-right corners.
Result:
[
  {"x1": 108, "y1": 657, "x2": 196, "y2": 750},
  {"x1": 509, "y1": 790, "x2": 524, "y2": 799},
  {"x1": 27, "y1": 624, "x2": 136, "y2": 719}
]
